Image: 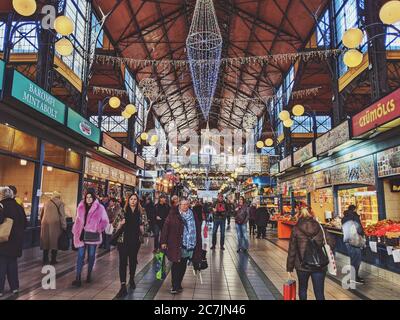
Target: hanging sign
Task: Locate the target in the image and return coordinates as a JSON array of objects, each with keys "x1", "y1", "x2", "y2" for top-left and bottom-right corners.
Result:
[
  {"x1": 11, "y1": 71, "x2": 66, "y2": 124},
  {"x1": 352, "y1": 88, "x2": 400, "y2": 137},
  {"x1": 102, "y1": 133, "x2": 122, "y2": 156},
  {"x1": 279, "y1": 155, "x2": 292, "y2": 172},
  {"x1": 122, "y1": 147, "x2": 135, "y2": 164},
  {"x1": 390, "y1": 179, "x2": 400, "y2": 192},
  {"x1": 135, "y1": 155, "x2": 145, "y2": 170},
  {"x1": 316, "y1": 120, "x2": 350, "y2": 155},
  {"x1": 293, "y1": 142, "x2": 314, "y2": 166},
  {"x1": 67, "y1": 108, "x2": 100, "y2": 144},
  {"x1": 377, "y1": 145, "x2": 400, "y2": 178},
  {"x1": 330, "y1": 155, "x2": 375, "y2": 186}
]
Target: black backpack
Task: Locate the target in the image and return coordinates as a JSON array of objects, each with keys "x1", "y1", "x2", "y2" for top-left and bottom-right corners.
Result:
[{"x1": 298, "y1": 229, "x2": 329, "y2": 272}]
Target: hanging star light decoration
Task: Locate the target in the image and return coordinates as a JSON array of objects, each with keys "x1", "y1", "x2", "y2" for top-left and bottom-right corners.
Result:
[{"x1": 186, "y1": 0, "x2": 222, "y2": 120}]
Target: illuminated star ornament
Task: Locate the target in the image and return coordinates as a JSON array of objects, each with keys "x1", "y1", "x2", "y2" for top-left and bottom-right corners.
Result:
[{"x1": 186, "y1": 0, "x2": 222, "y2": 120}]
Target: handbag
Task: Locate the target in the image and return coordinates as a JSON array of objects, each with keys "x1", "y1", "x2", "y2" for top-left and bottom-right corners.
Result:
[
  {"x1": 283, "y1": 279, "x2": 296, "y2": 300},
  {"x1": 51, "y1": 200, "x2": 69, "y2": 251},
  {"x1": 0, "y1": 218, "x2": 13, "y2": 243},
  {"x1": 318, "y1": 223, "x2": 337, "y2": 276},
  {"x1": 83, "y1": 231, "x2": 101, "y2": 242},
  {"x1": 110, "y1": 225, "x2": 124, "y2": 246},
  {"x1": 105, "y1": 223, "x2": 114, "y2": 235}
]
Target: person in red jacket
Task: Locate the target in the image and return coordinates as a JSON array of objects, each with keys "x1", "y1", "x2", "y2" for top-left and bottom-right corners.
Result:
[{"x1": 161, "y1": 198, "x2": 202, "y2": 294}]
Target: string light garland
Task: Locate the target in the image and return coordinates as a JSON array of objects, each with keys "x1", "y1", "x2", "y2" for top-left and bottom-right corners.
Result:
[{"x1": 94, "y1": 49, "x2": 341, "y2": 70}]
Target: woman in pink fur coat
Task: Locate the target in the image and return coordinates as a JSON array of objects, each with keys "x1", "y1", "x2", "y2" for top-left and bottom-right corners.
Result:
[{"x1": 71, "y1": 189, "x2": 109, "y2": 287}]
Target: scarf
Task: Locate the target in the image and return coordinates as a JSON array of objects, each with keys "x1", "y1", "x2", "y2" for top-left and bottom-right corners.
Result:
[{"x1": 180, "y1": 209, "x2": 196, "y2": 251}]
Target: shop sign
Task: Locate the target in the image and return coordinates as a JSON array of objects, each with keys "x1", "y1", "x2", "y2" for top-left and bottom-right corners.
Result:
[
  {"x1": 102, "y1": 133, "x2": 122, "y2": 156},
  {"x1": 316, "y1": 120, "x2": 350, "y2": 155},
  {"x1": 0, "y1": 60, "x2": 5, "y2": 91},
  {"x1": 293, "y1": 142, "x2": 314, "y2": 166},
  {"x1": 331, "y1": 155, "x2": 375, "y2": 186},
  {"x1": 67, "y1": 108, "x2": 100, "y2": 144},
  {"x1": 352, "y1": 88, "x2": 400, "y2": 137},
  {"x1": 11, "y1": 71, "x2": 65, "y2": 124},
  {"x1": 122, "y1": 147, "x2": 135, "y2": 164},
  {"x1": 136, "y1": 155, "x2": 145, "y2": 170},
  {"x1": 279, "y1": 155, "x2": 292, "y2": 172},
  {"x1": 377, "y1": 146, "x2": 400, "y2": 178},
  {"x1": 85, "y1": 158, "x2": 136, "y2": 186},
  {"x1": 390, "y1": 179, "x2": 400, "y2": 192}
]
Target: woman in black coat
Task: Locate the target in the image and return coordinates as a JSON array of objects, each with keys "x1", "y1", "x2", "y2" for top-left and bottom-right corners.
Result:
[
  {"x1": 255, "y1": 205, "x2": 269, "y2": 239},
  {"x1": 0, "y1": 187, "x2": 27, "y2": 297}
]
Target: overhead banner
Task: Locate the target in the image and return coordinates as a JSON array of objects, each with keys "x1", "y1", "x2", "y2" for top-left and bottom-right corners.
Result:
[
  {"x1": 293, "y1": 142, "x2": 314, "y2": 166},
  {"x1": 352, "y1": 88, "x2": 400, "y2": 137},
  {"x1": 85, "y1": 158, "x2": 136, "y2": 186},
  {"x1": 377, "y1": 146, "x2": 400, "y2": 178},
  {"x1": 11, "y1": 70, "x2": 66, "y2": 124},
  {"x1": 135, "y1": 155, "x2": 145, "y2": 170},
  {"x1": 316, "y1": 120, "x2": 350, "y2": 155},
  {"x1": 279, "y1": 155, "x2": 292, "y2": 172},
  {"x1": 67, "y1": 108, "x2": 100, "y2": 144},
  {"x1": 122, "y1": 147, "x2": 135, "y2": 164}
]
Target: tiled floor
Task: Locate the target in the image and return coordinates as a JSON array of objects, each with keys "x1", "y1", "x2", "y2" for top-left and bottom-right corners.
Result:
[{"x1": 2, "y1": 224, "x2": 400, "y2": 300}]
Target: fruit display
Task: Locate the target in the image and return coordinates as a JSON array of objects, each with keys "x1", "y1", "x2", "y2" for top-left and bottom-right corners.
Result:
[
  {"x1": 324, "y1": 217, "x2": 342, "y2": 229},
  {"x1": 364, "y1": 220, "x2": 400, "y2": 237},
  {"x1": 270, "y1": 213, "x2": 297, "y2": 224}
]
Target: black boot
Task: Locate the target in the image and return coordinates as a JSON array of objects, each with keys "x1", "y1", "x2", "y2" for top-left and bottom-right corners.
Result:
[
  {"x1": 86, "y1": 272, "x2": 92, "y2": 283},
  {"x1": 42, "y1": 250, "x2": 49, "y2": 265},
  {"x1": 72, "y1": 275, "x2": 82, "y2": 287},
  {"x1": 116, "y1": 284, "x2": 128, "y2": 299},
  {"x1": 50, "y1": 250, "x2": 58, "y2": 265},
  {"x1": 129, "y1": 278, "x2": 136, "y2": 290}
]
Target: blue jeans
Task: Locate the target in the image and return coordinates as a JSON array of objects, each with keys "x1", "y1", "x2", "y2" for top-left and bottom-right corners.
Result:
[
  {"x1": 212, "y1": 219, "x2": 226, "y2": 247},
  {"x1": 76, "y1": 245, "x2": 97, "y2": 279},
  {"x1": 345, "y1": 243, "x2": 362, "y2": 277},
  {"x1": 236, "y1": 224, "x2": 249, "y2": 250},
  {"x1": 0, "y1": 255, "x2": 19, "y2": 293},
  {"x1": 296, "y1": 270, "x2": 326, "y2": 300}
]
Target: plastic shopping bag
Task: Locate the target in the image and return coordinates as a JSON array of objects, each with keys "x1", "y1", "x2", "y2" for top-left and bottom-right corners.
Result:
[
  {"x1": 283, "y1": 280, "x2": 296, "y2": 300},
  {"x1": 155, "y1": 251, "x2": 166, "y2": 280}
]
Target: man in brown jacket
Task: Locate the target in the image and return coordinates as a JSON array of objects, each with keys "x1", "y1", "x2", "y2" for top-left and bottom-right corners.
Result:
[{"x1": 40, "y1": 191, "x2": 67, "y2": 265}]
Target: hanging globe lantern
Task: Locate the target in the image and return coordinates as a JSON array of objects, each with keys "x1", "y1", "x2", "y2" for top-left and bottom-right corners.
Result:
[
  {"x1": 342, "y1": 28, "x2": 364, "y2": 49},
  {"x1": 343, "y1": 49, "x2": 363, "y2": 68},
  {"x1": 54, "y1": 15, "x2": 74, "y2": 36},
  {"x1": 55, "y1": 38, "x2": 73, "y2": 56},
  {"x1": 264, "y1": 138, "x2": 274, "y2": 147},
  {"x1": 292, "y1": 104, "x2": 305, "y2": 117},
  {"x1": 256, "y1": 141, "x2": 264, "y2": 149},
  {"x1": 125, "y1": 104, "x2": 137, "y2": 115},
  {"x1": 379, "y1": 1, "x2": 400, "y2": 25},
  {"x1": 121, "y1": 111, "x2": 131, "y2": 119},
  {"x1": 109, "y1": 96, "x2": 121, "y2": 109},
  {"x1": 13, "y1": 0, "x2": 37, "y2": 17},
  {"x1": 283, "y1": 119, "x2": 294, "y2": 128},
  {"x1": 279, "y1": 110, "x2": 290, "y2": 121},
  {"x1": 140, "y1": 132, "x2": 148, "y2": 141},
  {"x1": 150, "y1": 135, "x2": 159, "y2": 143}
]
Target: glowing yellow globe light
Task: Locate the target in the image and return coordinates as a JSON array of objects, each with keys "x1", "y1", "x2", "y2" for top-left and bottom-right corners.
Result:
[
  {"x1": 150, "y1": 135, "x2": 159, "y2": 143},
  {"x1": 292, "y1": 104, "x2": 305, "y2": 117},
  {"x1": 342, "y1": 28, "x2": 364, "y2": 49},
  {"x1": 55, "y1": 38, "x2": 73, "y2": 56},
  {"x1": 140, "y1": 132, "x2": 148, "y2": 141},
  {"x1": 121, "y1": 111, "x2": 131, "y2": 119},
  {"x1": 109, "y1": 96, "x2": 121, "y2": 109},
  {"x1": 279, "y1": 110, "x2": 290, "y2": 121},
  {"x1": 343, "y1": 49, "x2": 363, "y2": 68},
  {"x1": 283, "y1": 119, "x2": 294, "y2": 128},
  {"x1": 13, "y1": 0, "x2": 37, "y2": 16},
  {"x1": 125, "y1": 104, "x2": 137, "y2": 115},
  {"x1": 149, "y1": 140, "x2": 156, "y2": 146},
  {"x1": 256, "y1": 141, "x2": 264, "y2": 149},
  {"x1": 380, "y1": 1, "x2": 400, "y2": 25},
  {"x1": 54, "y1": 15, "x2": 74, "y2": 36},
  {"x1": 264, "y1": 138, "x2": 274, "y2": 147}
]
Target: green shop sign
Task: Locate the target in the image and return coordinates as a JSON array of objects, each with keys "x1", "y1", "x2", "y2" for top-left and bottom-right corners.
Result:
[
  {"x1": 67, "y1": 108, "x2": 100, "y2": 144},
  {"x1": 11, "y1": 71, "x2": 65, "y2": 124},
  {"x1": 0, "y1": 60, "x2": 5, "y2": 91}
]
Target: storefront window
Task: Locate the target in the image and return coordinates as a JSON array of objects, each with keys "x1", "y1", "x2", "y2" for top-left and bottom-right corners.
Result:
[
  {"x1": 44, "y1": 142, "x2": 82, "y2": 170},
  {"x1": 41, "y1": 167, "x2": 79, "y2": 219},
  {"x1": 0, "y1": 154, "x2": 34, "y2": 218},
  {"x1": 0, "y1": 124, "x2": 38, "y2": 159},
  {"x1": 108, "y1": 182, "x2": 122, "y2": 200},
  {"x1": 338, "y1": 186, "x2": 378, "y2": 226},
  {"x1": 84, "y1": 175, "x2": 107, "y2": 197}
]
